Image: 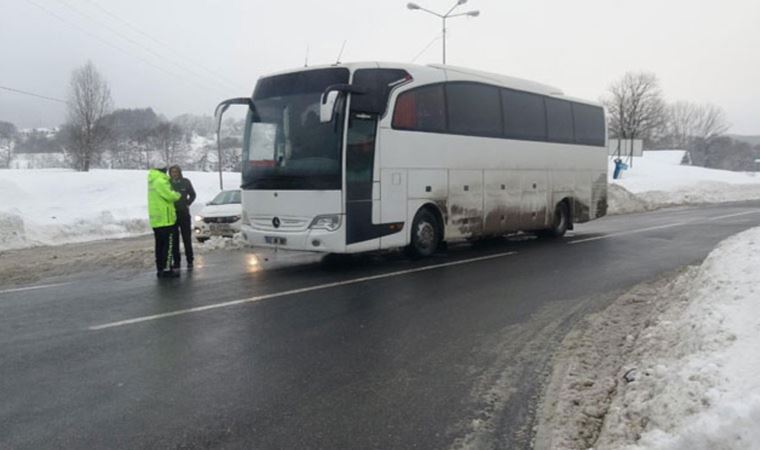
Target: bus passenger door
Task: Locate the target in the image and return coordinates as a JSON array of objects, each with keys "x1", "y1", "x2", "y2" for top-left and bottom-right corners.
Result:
[{"x1": 345, "y1": 113, "x2": 404, "y2": 248}]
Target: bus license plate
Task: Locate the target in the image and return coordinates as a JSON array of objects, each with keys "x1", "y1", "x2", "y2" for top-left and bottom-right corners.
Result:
[{"x1": 265, "y1": 236, "x2": 287, "y2": 245}]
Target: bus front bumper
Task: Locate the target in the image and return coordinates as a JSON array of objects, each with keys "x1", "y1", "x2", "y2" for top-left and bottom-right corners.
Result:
[{"x1": 239, "y1": 224, "x2": 343, "y2": 253}]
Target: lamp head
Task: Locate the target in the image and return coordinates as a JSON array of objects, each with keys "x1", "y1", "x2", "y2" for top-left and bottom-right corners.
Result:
[{"x1": 407, "y1": 2, "x2": 421, "y2": 10}]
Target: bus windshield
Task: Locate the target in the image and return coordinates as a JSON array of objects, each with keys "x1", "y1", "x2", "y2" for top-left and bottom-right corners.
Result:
[{"x1": 242, "y1": 68, "x2": 349, "y2": 190}]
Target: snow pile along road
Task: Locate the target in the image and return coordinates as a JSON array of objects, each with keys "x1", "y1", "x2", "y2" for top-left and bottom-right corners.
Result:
[
  {"x1": 596, "y1": 226, "x2": 760, "y2": 449},
  {"x1": 607, "y1": 151, "x2": 760, "y2": 214},
  {"x1": 0, "y1": 169, "x2": 240, "y2": 252},
  {"x1": 536, "y1": 226, "x2": 760, "y2": 449}
]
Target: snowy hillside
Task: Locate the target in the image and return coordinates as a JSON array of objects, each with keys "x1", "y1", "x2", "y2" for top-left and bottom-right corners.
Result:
[{"x1": 0, "y1": 169, "x2": 240, "y2": 251}]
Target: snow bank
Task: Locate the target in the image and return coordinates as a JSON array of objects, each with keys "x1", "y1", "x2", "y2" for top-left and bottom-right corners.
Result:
[
  {"x1": 576, "y1": 228, "x2": 760, "y2": 450},
  {"x1": 536, "y1": 226, "x2": 760, "y2": 449},
  {"x1": 0, "y1": 169, "x2": 240, "y2": 251},
  {"x1": 608, "y1": 151, "x2": 760, "y2": 214},
  {"x1": 194, "y1": 234, "x2": 248, "y2": 252},
  {"x1": 595, "y1": 227, "x2": 760, "y2": 449}
]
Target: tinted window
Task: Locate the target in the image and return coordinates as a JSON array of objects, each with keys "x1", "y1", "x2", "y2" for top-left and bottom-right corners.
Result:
[
  {"x1": 546, "y1": 98, "x2": 574, "y2": 143},
  {"x1": 502, "y1": 89, "x2": 547, "y2": 140},
  {"x1": 352, "y1": 69, "x2": 409, "y2": 116},
  {"x1": 446, "y1": 83, "x2": 502, "y2": 137},
  {"x1": 572, "y1": 103, "x2": 605, "y2": 146},
  {"x1": 392, "y1": 84, "x2": 446, "y2": 132},
  {"x1": 244, "y1": 69, "x2": 347, "y2": 190},
  {"x1": 253, "y1": 68, "x2": 349, "y2": 100}
]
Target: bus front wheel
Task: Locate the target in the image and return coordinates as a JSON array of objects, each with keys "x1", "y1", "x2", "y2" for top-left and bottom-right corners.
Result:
[{"x1": 408, "y1": 208, "x2": 441, "y2": 258}]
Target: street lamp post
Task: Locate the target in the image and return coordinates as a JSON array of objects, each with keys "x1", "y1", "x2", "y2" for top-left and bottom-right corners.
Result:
[{"x1": 407, "y1": 1, "x2": 480, "y2": 64}]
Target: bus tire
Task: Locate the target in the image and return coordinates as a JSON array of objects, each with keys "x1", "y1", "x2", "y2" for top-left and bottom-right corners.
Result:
[
  {"x1": 539, "y1": 201, "x2": 570, "y2": 238},
  {"x1": 407, "y1": 208, "x2": 440, "y2": 258}
]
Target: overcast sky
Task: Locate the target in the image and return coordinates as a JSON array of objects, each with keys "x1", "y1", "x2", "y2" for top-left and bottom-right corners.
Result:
[{"x1": 1, "y1": 0, "x2": 759, "y2": 134}]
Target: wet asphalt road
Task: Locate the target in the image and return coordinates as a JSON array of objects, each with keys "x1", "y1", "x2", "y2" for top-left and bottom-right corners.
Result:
[{"x1": 2, "y1": 201, "x2": 760, "y2": 449}]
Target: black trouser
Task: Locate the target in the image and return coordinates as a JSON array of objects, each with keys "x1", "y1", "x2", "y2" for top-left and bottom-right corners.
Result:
[
  {"x1": 153, "y1": 225, "x2": 176, "y2": 273},
  {"x1": 172, "y1": 209, "x2": 194, "y2": 266}
]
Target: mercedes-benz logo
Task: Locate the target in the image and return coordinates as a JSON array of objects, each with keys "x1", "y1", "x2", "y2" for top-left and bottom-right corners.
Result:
[{"x1": 272, "y1": 217, "x2": 281, "y2": 228}]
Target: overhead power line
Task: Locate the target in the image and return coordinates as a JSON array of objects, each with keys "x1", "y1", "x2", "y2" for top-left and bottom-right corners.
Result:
[
  {"x1": 0, "y1": 85, "x2": 67, "y2": 104},
  {"x1": 411, "y1": 33, "x2": 443, "y2": 63},
  {"x1": 53, "y1": 0, "x2": 238, "y2": 93},
  {"x1": 22, "y1": 0, "x2": 228, "y2": 97},
  {"x1": 78, "y1": 0, "x2": 241, "y2": 89}
]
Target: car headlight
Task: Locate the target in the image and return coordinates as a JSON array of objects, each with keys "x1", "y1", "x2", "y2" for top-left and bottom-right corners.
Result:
[
  {"x1": 309, "y1": 214, "x2": 341, "y2": 231},
  {"x1": 194, "y1": 215, "x2": 203, "y2": 222},
  {"x1": 230, "y1": 216, "x2": 241, "y2": 222}
]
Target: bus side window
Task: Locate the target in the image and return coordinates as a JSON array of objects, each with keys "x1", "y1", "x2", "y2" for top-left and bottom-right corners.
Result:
[
  {"x1": 393, "y1": 91, "x2": 417, "y2": 129},
  {"x1": 572, "y1": 103, "x2": 606, "y2": 147},
  {"x1": 546, "y1": 98, "x2": 574, "y2": 143},
  {"x1": 392, "y1": 85, "x2": 446, "y2": 133},
  {"x1": 446, "y1": 82, "x2": 502, "y2": 137},
  {"x1": 502, "y1": 89, "x2": 547, "y2": 141}
]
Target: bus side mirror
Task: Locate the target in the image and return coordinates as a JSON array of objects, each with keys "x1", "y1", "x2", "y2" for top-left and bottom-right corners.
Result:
[
  {"x1": 320, "y1": 84, "x2": 367, "y2": 123},
  {"x1": 320, "y1": 91, "x2": 340, "y2": 123},
  {"x1": 213, "y1": 97, "x2": 252, "y2": 190}
]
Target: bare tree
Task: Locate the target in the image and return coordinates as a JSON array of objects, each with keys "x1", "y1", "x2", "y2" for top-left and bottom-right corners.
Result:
[
  {"x1": 661, "y1": 101, "x2": 729, "y2": 149},
  {"x1": 603, "y1": 72, "x2": 666, "y2": 144},
  {"x1": 0, "y1": 121, "x2": 17, "y2": 168},
  {"x1": 148, "y1": 122, "x2": 186, "y2": 168},
  {"x1": 692, "y1": 103, "x2": 729, "y2": 142},
  {"x1": 63, "y1": 61, "x2": 113, "y2": 171}
]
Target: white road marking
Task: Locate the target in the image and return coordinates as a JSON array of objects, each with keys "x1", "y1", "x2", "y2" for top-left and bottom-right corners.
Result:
[
  {"x1": 0, "y1": 282, "x2": 72, "y2": 296},
  {"x1": 570, "y1": 208, "x2": 760, "y2": 245},
  {"x1": 89, "y1": 250, "x2": 518, "y2": 330},
  {"x1": 568, "y1": 222, "x2": 690, "y2": 244},
  {"x1": 706, "y1": 210, "x2": 760, "y2": 221}
]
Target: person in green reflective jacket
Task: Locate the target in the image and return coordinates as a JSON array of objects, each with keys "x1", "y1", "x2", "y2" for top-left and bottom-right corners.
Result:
[{"x1": 148, "y1": 162, "x2": 182, "y2": 278}]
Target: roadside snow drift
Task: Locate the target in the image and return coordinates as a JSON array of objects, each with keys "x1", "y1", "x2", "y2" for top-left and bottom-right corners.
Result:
[
  {"x1": 537, "y1": 226, "x2": 760, "y2": 450},
  {"x1": 0, "y1": 169, "x2": 240, "y2": 251},
  {"x1": 608, "y1": 151, "x2": 760, "y2": 214},
  {"x1": 596, "y1": 226, "x2": 760, "y2": 450}
]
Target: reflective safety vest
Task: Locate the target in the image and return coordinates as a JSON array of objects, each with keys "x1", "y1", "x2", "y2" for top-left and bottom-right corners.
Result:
[{"x1": 147, "y1": 169, "x2": 181, "y2": 228}]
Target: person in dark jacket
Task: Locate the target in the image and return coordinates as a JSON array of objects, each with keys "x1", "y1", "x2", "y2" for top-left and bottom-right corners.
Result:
[{"x1": 169, "y1": 165, "x2": 197, "y2": 269}]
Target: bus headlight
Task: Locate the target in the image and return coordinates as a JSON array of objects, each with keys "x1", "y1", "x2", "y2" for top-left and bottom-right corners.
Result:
[{"x1": 309, "y1": 214, "x2": 341, "y2": 231}]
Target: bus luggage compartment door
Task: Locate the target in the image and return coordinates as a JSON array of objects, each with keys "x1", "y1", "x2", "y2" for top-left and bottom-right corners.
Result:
[{"x1": 447, "y1": 170, "x2": 484, "y2": 239}]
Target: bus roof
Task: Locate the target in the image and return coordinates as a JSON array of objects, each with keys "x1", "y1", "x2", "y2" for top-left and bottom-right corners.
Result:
[{"x1": 257, "y1": 62, "x2": 604, "y2": 107}]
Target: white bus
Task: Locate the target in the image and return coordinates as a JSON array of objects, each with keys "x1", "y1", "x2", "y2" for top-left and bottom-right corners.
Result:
[{"x1": 215, "y1": 62, "x2": 607, "y2": 257}]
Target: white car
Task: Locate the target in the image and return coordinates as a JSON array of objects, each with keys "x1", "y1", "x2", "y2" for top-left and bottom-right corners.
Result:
[{"x1": 193, "y1": 190, "x2": 242, "y2": 242}]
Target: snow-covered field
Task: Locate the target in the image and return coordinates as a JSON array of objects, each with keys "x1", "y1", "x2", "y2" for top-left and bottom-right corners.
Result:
[
  {"x1": 3, "y1": 154, "x2": 759, "y2": 251},
  {"x1": 0, "y1": 169, "x2": 240, "y2": 251},
  {"x1": 609, "y1": 151, "x2": 760, "y2": 214}
]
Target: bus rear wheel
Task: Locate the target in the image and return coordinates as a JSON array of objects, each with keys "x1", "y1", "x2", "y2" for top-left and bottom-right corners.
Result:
[
  {"x1": 539, "y1": 201, "x2": 570, "y2": 238},
  {"x1": 408, "y1": 208, "x2": 441, "y2": 258}
]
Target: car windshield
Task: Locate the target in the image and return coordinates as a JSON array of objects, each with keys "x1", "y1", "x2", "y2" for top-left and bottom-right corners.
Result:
[
  {"x1": 242, "y1": 68, "x2": 349, "y2": 190},
  {"x1": 209, "y1": 190, "x2": 241, "y2": 205}
]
